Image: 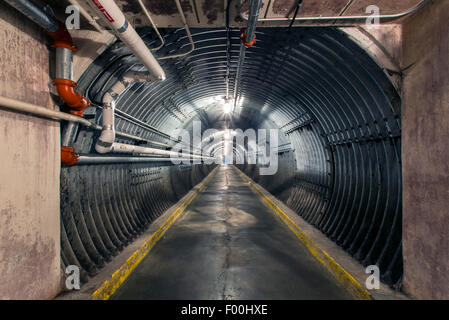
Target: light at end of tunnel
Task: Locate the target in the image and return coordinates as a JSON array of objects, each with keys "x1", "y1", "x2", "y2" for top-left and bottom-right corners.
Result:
[{"x1": 223, "y1": 102, "x2": 232, "y2": 114}]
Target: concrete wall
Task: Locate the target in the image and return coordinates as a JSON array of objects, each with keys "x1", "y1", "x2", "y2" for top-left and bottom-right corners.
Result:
[
  {"x1": 0, "y1": 2, "x2": 61, "y2": 299},
  {"x1": 402, "y1": 0, "x2": 449, "y2": 299},
  {"x1": 341, "y1": 24, "x2": 403, "y2": 90},
  {"x1": 71, "y1": 30, "x2": 115, "y2": 82}
]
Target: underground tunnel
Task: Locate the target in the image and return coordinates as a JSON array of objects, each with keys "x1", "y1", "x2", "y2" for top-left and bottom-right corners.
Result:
[{"x1": 0, "y1": 0, "x2": 448, "y2": 301}]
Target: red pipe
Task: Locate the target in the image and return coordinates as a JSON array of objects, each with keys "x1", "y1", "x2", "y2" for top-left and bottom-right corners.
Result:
[
  {"x1": 46, "y1": 21, "x2": 90, "y2": 117},
  {"x1": 61, "y1": 146, "x2": 79, "y2": 166},
  {"x1": 46, "y1": 21, "x2": 77, "y2": 51},
  {"x1": 47, "y1": 21, "x2": 87, "y2": 164},
  {"x1": 53, "y1": 79, "x2": 90, "y2": 117}
]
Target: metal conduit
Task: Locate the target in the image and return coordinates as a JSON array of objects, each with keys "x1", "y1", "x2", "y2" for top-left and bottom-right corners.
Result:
[
  {"x1": 238, "y1": 0, "x2": 430, "y2": 23},
  {"x1": 77, "y1": 155, "x2": 191, "y2": 165},
  {"x1": 137, "y1": 0, "x2": 165, "y2": 51},
  {"x1": 3, "y1": 0, "x2": 59, "y2": 32},
  {"x1": 157, "y1": 0, "x2": 195, "y2": 60},
  {"x1": 233, "y1": 0, "x2": 262, "y2": 109}
]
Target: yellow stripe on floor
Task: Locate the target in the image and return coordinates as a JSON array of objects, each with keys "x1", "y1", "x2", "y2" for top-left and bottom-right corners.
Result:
[
  {"x1": 233, "y1": 166, "x2": 371, "y2": 301},
  {"x1": 92, "y1": 167, "x2": 218, "y2": 300}
]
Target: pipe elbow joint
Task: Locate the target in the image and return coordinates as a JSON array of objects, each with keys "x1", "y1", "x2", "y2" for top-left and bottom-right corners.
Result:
[
  {"x1": 95, "y1": 142, "x2": 113, "y2": 154},
  {"x1": 47, "y1": 20, "x2": 77, "y2": 52},
  {"x1": 54, "y1": 79, "x2": 90, "y2": 116},
  {"x1": 102, "y1": 92, "x2": 114, "y2": 106},
  {"x1": 95, "y1": 130, "x2": 115, "y2": 154},
  {"x1": 61, "y1": 146, "x2": 79, "y2": 166},
  {"x1": 157, "y1": 72, "x2": 166, "y2": 82}
]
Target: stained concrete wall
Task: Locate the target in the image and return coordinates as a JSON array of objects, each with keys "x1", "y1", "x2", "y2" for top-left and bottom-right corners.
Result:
[
  {"x1": 0, "y1": 2, "x2": 61, "y2": 299},
  {"x1": 341, "y1": 24, "x2": 403, "y2": 90},
  {"x1": 402, "y1": 0, "x2": 449, "y2": 299}
]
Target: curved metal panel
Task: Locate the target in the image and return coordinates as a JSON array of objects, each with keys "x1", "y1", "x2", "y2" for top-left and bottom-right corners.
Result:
[{"x1": 61, "y1": 26, "x2": 402, "y2": 287}]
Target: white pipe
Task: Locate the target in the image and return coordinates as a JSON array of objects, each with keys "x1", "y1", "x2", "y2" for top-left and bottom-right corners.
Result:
[
  {"x1": 95, "y1": 72, "x2": 139, "y2": 154},
  {"x1": 77, "y1": 156, "x2": 193, "y2": 165},
  {"x1": 0, "y1": 95, "x2": 91, "y2": 124},
  {"x1": 94, "y1": 73, "x2": 211, "y2": 160},
  {"x1": 111, "y1": 143, "x2": 210, "y2": 160},
  {"x1": 0, "y1": 95, "x2": 213, "y2": 160},
  {"x1": 0, "y1": 95, "x2": 167, "y2": 147},
  {"x1": 88, "y1": 0, "x2": 165, "y2": 81},
  {"x1": 112, "y1": 143, "x2": 178, "y2": 157},
  {"x1": 67, "y1": 0, "x2": 104, "y2": 33}
]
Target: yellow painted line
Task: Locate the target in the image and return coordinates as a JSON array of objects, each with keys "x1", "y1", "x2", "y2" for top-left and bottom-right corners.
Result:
[
  {"x1": 233, "y1": 166, "x2": 372, "y2": 300},
  {"x1": 92, "y1": 167, "x2": 218, "y2": 300}
]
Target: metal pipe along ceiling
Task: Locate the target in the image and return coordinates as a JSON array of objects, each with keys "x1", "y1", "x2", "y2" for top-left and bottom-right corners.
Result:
[
  {"x1": 239, "y1": 0, "x2": 430, "y2": 23},
  {"x1": 3, "y1": 0, "x2": 59, "y2": 32},
  {"x1": 62, "y1": 27, "x2": 402, "y2": 287}
]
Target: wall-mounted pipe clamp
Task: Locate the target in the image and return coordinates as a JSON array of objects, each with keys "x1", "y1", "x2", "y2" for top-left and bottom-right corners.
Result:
[{"x1": 240, "y1": 28, "x2": 256, "y2": 48}]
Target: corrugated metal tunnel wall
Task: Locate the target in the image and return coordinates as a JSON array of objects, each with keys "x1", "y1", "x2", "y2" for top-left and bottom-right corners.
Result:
[
  {"x1": 235, "y1": 28, "x2": 402, "y2": 288},
  {"x1": 62, "y1": 27, "x2": 402, "y2": 287},
  {"x1": 61, "y1": 163, "x2": 214, "y2": 282}
]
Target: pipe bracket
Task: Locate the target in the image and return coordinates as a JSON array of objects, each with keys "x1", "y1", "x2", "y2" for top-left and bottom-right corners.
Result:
[{"x1": 240, "y1": 30, "x2": 256, "y2": 48}]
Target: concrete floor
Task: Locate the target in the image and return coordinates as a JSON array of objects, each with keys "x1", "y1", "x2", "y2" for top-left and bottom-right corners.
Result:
[{"x1": 111, "y1": 166, "x2": 352, "y2": 300}]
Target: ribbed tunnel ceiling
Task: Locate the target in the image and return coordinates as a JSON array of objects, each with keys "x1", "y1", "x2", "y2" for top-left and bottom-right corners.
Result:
[
  {"x1": 79, "y1": 27, "x2": 400, "y2": 139},
  {"x1": 67, "y1": 26, "x2": 402, "y2": 287}
]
